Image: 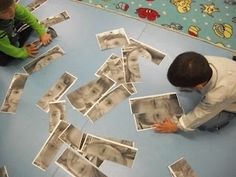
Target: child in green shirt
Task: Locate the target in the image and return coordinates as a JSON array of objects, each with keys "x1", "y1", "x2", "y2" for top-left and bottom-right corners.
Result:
[{"x1": 0, "y1": 0, "x2": 52, "y2": 66}]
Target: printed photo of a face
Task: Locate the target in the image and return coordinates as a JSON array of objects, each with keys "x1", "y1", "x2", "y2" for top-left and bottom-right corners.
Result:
[
  {"x1": 67, "y1": 75, "x2": 115, "y2": 115},
  {"x1": 0, "y1": 73, "x2": 28, "y2": 114},
  {"x1": 59, "y1": 124, "x2": 84, "y2": 150},
  {"x1": 168, "y1": 157, "x2": 198, "y2": 177},
  {"x1": 130, "y1": 93, "x2": 183, "y2": 131},
  {"x1": 37, "y1": 72, "x2": 77, "y2": 112},
  {"x1": 87, "y1": 84, "x2": 131, "y2": 122},
  {"x1": 26, "y1": 0, "x2": 47, "y2": 12},
  {"x1": 23, "y1": 45, "x2": 65, "y2": 75},
  {"x1": 49, "y1": 101, "x2": 66, "y2": 133},
  {"x1": 81, "y1": 134, "x2": 137, "y2": 168},
  {"x1": 33, "y1": 121, "x2": 69, "y2": 171},
  {"x1": 0, "y1": 166, "x2": 9, "y2": 177},
  {"x1": 96, "y1": 28, "x2": 130, "y2": 50},
  {"x1": 56, "y1": 148, "x2": 107, "y2": 177},
  {"x1": 40, "y1": 11, "x2": 70, "y2": 28}
]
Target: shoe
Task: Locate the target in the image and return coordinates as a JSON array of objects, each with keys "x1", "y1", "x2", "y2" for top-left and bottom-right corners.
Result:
[
  {"x1": 198, "y1": 120, "x2": 230, "y2": 132},
  {"x1": 232, "y1": 56, "x2": 236, "y2": 61},
  {"x1": 47, "y1": 27, "x2": 57, "y2": 39}
]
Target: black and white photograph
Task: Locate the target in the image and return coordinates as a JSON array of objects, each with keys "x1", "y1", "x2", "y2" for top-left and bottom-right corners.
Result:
[
  {"x1": 59, "y1": 124, "x2": 84, "y2": 151},
  {"x1": 0, "y1": 73, "x2": 28, "y2": 114},
  {"x1": 23, "y1": 45, "x2": 65, "y2": 75},
  {"x1": 95, "y1": 54, "x2": 120, "y2": 78},
  {"x1": 96, "y1": 28, "x2": 130, "y2": 50},
  {"x1": 67, "y1": 75, "x2": 115, "y2": 115},
  {"x1": 168, "y1": 157, "x2": 198, "y2": 177},
  {"x1": 56, "y1": 148, "x2": 107, "y2": 177},
  {"x1": 0, "y1": 166, "x2": 9, "y2": 177},
  {"x1": 32, "y1": 120, "x2": 69, "y2": 171},
  {"x1": 81, "y1": 134, "x2": 138, "y2": 168},
  {"x1": 48, "y1": 100, "x2": 66, "y2": 133},
  {"x1": 87, "y1": 84, "x2": 131, "y2": 122},
  {"x1": 36, "y1": 72, "x2": 77, "y2": 112},
  {"x1": 40, "y1": 11, "x2": 70, "y2": 28},
  {"x1": 129, "y1": 93, "x2": 183, "y2": 131},
  {"x1": 26, "y1": 0, "x2": 47, "y2": 12}
]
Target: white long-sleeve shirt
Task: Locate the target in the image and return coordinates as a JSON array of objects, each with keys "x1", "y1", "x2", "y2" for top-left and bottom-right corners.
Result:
[{"x1": 177, "y1": 56, "x2": 236, "y2": 131}]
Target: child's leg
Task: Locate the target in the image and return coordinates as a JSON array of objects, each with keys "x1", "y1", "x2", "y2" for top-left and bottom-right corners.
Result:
[
  {"x1": 0, "y1": 52, "x2": 14, "y2": 67},
  {"x1": 14, "y1": 20, "x2": 33, "y2": 47}
]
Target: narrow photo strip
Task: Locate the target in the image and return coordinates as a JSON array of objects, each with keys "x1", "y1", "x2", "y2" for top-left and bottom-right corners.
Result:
[
  {"x1": 36, "y1": 72, "x2": 77, "y2": 112},
  {"x1": 23, "y1": 45, "x2": 65, "y2": 75},
  {"x1": 26, "y1": 0, "x2": 47, "y2": 12},
  {"x1": 129, "y1": 93, "x2": 183, "y2": 131},
  {"x1": 87, "y1": 84, "x2": 131, "y2": 122},
  {"x1": 96, "y1": 28, "x2": 130, "y2": 50},
  {"x1": 0, "y1": 73, "x2": 28, "y2": 114},
  {"x1": 0, "y1": 166, "x2": 9, "y2": 177},
  {"x1": 49, "y1": 100, "x2": 66, "y2": 133},
  {"x1": 32, "y1": 120, "x2": 69, "y2": 171},
  {"x1": 56, "y1": 148, "x2": 107, "y2": 177},
  {"x1": 66, "y1": 75, "x2": 115, "y2": 115},
  {"x1": 168, "y1": 157, "x2": 198, "y2": 177},
  {"x1": 59, "y1": 124, "x2": 84, "y2": 151},
  {"x1": 81, "y1": 133, "x2": 138, "y2": 168},
  {"x1": 40, "y1": 11, "x2": 70, "y2": 28}
]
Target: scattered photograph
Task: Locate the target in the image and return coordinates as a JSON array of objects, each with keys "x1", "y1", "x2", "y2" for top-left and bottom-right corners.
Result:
[
  {"x1": 96, "y1": 28, "x2": 130, "y2": 50},
  {"x1": 67, "y1": 75, "x2": 115, "y2": 115},
  {"x1": 168, "y1": 157, "x2": 198, "y2": 177},
  {"x1": 59, "y1": 124, "x2": 84, "y2": 151},
  {"x1": 40, "y1": 11, "x2": 70, "y2": 28},
  {"x1": 0, "y1": 166, "x2": 9, "y2": 177},
  {"x1": 23, "y1": 45, "x2": 65, "y2": 75},
  {"x1": 129, "y1": 93, "x2": 183, "y2": 131},
  {"x1": 36, "y1": 72, "x2": 77, "y2": 112},
  {"x1": 87, "y1": 84, "x2": 131, "y2": 122},
  {"x1": 123, "y1": 83, "x2": 137, "y2": 95},
  {"x1": 81, "y1": 134, "x2": 138, "y2": 168},
  {"x1": 26, "y1": 0, "x2": 47, "y2": 12},
  {"x1": 32, "y1": 120, "x2": 69, "y2": 171},
  {"x1": 0, "y1": 73, "x2": 28, "y2": 114},
  {"x1": 49, "y1": 100, "x2": 66, "y2": 133},
  {"x1": 56, "y1": 148, "x2": 107, "y2": 177}
]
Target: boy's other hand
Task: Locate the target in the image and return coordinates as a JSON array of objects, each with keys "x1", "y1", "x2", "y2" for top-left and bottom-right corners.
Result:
[
  {"x1": 40, "y1": 32, "x2": 52, "y2": 45},
  {"x1": 153, "y1": 118, "x2": 179, "y2": 133},
  {"x1": 24, "y1": 44, "x2": 38, "y2": 57}
]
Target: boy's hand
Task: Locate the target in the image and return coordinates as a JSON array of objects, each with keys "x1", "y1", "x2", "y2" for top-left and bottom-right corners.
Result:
[
  {"x1": 40, "y1": 32, "x2": 52, "y2": 45},
  {"x1": 153, "y1": 118, "x2": 179, "y2": 133},
  {"x1": 24, "y1": 44, "x2": 38, "y2": 57}
]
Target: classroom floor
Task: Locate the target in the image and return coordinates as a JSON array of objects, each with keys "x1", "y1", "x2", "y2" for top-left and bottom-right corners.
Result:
[{"x1": 0, "y1": 0, "x2": 236, "y2": 177}]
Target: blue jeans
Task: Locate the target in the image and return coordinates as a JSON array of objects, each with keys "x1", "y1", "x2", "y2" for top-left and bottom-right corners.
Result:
[{"x1": 198, "y1": 111, "x2": 235, "y2": 132}]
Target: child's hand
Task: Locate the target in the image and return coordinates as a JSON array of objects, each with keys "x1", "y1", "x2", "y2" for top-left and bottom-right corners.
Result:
[
  {"x1": 24, "y1": 44, "x2": 38, "y2": 57},
  {"x1": 40, "y1": 32, "x2": 52, "y2": 45},
  {"x1": 153, "y1": 118, "x2": 179, "y2": 133}
]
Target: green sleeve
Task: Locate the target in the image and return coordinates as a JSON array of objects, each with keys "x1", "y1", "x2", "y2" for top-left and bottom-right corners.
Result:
[
  {"x1": 15, "y1": 3, "x2": 46, "y2": 36},
  {"x1": 0, "y1": 35, "x2": 28, "y2": 59}
]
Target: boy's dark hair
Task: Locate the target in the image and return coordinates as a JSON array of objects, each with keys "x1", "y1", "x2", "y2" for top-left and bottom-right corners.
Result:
[
  {"x1": 167, "y1": 51, "x2": 212, "y2": 88},
  {"x1": 0, "y1": 0, "x2": 14, "y2": 12}
]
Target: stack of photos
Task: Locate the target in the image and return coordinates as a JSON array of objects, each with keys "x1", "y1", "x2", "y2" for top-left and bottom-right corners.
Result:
[
  {"x1": 23, "y1": 45, "x2": 65, "y2": 75},
  {"x1": 56, "y1": 148, "x2": 107, "y2": 177},
  {"x1": 32, "y1": 120, "x2": 69, "y2": 171},
  {"x1": 0, "y1": 73, "x2": 28, "y2": 114},
  {"x1": 129, "y1": 93, "x2": 183, "y2": 131},
  {"x1": 168, "y1": 157, "x2": 198, "y2": 177},
  {"x1": 66, "y1": 75, "x2": 115, "y2": 115},
  {"x1": 86, "y1": 84, "x2": 131, "y2": 122},
  {"x1": 95, "y1": 54, "x2": 137, "y2": 94},
  {"x1": 49, "y1": 100, "x2": 67, "y2": 133},
  {"x1": 26, "y1": 0, "x2": 47, "y2": 12},
  {"x1": 0, "y1": 166, "x2": 9, "y2": 177},
  {"x1": 96, "y1": 28, "x2": 130, "y2": 50},
  {"x1": 122, "y1": 38, "x2": 166, "y2": 83},
  {"x1": 81, "y1": 134, "x2": 138, "y2": 168},
  {"x1": 40, "y1": 11, "x2": 70, "y2": 28},
  {"x1": 36, "y1": 72, "x2": 77, "y2": 112}
]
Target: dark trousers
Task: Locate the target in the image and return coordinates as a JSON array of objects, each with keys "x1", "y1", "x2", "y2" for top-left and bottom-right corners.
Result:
[
  {"x1": 198, "y1": 111, "x2": 235, "y2": 132},
  {"x1": 0, "y1": 23, "x2": 33, "y2": 67}
]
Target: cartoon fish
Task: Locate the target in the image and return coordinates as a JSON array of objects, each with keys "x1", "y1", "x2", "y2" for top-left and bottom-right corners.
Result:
[
  {"x1": 200, "y1": 3, "x2": 220, "y2": 17},
  {"x1": 161, "y1": 23, "x2": 183, "y2": 30},
  {"x1": 213, "y1": 23, "x2": 233, "y2": 38},
  {"x1": 116, "y1": 2, "x2": 129, "y2": 11}
]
